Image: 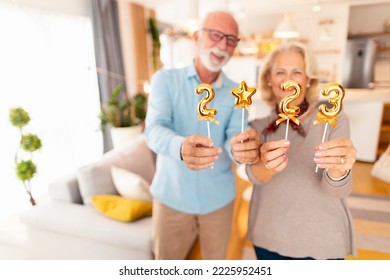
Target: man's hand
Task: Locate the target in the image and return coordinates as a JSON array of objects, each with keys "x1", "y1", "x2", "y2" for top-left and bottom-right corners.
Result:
[
  {"x1": 181, "y1": 134, "x2": 222, "y2": 170},
  {"x1": 230, "y1": 128, "x2": 261, "y2": 164}
]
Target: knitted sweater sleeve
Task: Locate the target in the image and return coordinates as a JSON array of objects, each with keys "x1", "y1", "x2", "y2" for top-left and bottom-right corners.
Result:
[{"x1": 319, "y1": 112, "x2": 354, "y2": 198}]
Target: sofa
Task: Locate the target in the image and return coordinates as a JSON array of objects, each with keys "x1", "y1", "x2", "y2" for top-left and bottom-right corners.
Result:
[{"x1": 19, "y1": 135, "x2": 156, "y2": 259}]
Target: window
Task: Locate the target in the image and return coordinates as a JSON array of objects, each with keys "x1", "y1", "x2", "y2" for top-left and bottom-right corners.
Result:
[{"x1": 0, "y1": 3, "x2": 102, "y2": 220}]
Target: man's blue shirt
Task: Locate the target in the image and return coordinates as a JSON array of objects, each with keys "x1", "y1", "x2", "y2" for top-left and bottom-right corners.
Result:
[{"x1": 145, "y1": 63, "x2": 248, "y2": 214}]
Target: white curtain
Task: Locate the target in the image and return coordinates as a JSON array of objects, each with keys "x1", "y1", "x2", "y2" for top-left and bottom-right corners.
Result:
[{"x1": 0, "y1": 3, "x2": 102, "y2": 221}]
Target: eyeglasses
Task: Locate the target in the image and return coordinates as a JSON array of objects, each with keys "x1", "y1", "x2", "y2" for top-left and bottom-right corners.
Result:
[{"x1": 201, "y1": 28, "x2": 240, "y2": 47}]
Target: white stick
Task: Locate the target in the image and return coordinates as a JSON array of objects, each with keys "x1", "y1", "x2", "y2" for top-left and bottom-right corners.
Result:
[
  {"x1": 315, "y1": 122, "x2": 329, "y2": 173},
  {"x1": 285, "y1": 118, "x2": 290, "y2": 140},
  {"x1": 241, "y1": 108, "x2": 244, "y2": 143},
  {"x1": 241, "y1": 108, "x2": 244, "y2": 133},
  {"x1": 207, "y1": 121, "x2": 213, "y2": 170},
  {"x1": 207, "y1": 121, "x2": 211, "y2": 139}
]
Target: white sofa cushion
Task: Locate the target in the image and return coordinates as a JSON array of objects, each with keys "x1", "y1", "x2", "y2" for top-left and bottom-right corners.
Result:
[
  {"x1": 77, "y1": 135, "x2": 155, "y2": 206},
  {"x1": 20, "y1": 202, "x2": 152, "y2": 255}
]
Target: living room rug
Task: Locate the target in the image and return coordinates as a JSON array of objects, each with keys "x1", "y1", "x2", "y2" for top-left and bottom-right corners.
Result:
[{"x1": 347, "y1": 193, "x2": 390, "y2": 257}]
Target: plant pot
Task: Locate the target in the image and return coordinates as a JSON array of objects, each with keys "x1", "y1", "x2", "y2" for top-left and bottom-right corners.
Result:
[{"x1": 110, "y1": 126, "x2": 142, "y2": 149}]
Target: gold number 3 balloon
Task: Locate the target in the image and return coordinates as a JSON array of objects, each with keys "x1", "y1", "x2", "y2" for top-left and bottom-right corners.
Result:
[
  {"x1": 195, "y1": 83, "x2": 219, "y2": 124},
  {"x1": 314, "y1": 82, "x2": 345, "y2": 127},
  {"x1": 276, "y1": 80, "x2": 302, "y2": 126}
]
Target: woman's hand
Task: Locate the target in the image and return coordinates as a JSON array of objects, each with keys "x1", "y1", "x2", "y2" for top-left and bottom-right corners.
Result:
[
  {"x1": 260, "y1": 139, "x2": 290, "y2": 173},
  {"x1": 250, "y1": 139, "x2": 290, "y2": 183},
  {"x1": 314, "y1": 138, "x2": 356, "y2": 178}
]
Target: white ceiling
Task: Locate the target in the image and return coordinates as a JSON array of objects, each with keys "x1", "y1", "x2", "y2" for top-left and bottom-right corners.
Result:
[
  {"x1": 133, "y1": 0, "x2": 390, "y2": 19},
  {"x1": 131, "y1": 0, "x2": 390, "y2": 34}
]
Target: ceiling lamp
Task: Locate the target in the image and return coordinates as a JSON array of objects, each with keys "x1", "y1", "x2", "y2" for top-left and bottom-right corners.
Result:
[
  {"x1": 174, "y1": 0, "x2": 199, "y2": 33},
  {"x1": 273, "y1": 12, "x2": 299, "y2": 39},
  {"x1": 312, "y1": 1, "x2": 322, "y2": 13}
]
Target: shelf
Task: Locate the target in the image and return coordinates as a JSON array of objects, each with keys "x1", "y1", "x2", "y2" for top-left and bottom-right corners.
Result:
[
  {"x1": 313, "y1": 49, "x2": 340, "y2": 55},
  {"x1": 348, "y1": 32, "x2": 390, "y2": 39},
  {"x1": 381, "y1": 123, "x2": 390, "y2": 133}
]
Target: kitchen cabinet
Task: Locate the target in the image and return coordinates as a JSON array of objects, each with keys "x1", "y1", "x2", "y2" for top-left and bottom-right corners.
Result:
[
  {"x1": 348, "y1": 32, "x2": 390, "y2": 39},
  {"x1": 378, "y1": 103, "x2": 390, "y2": 155},
  {"x1": 343, "y1": 100, "x2": 382, "y2": 162},
  {"x1": 348, "y1": 3, "x2": 390, "y2": 35},
  {"x1": 342, "y1": 89, "x2": 390, "y2": 162}
]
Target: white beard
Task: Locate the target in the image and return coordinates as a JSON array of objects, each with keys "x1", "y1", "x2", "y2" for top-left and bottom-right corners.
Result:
[{"x1": 199, "y1": 46, "x2": 230, "y2": 72}]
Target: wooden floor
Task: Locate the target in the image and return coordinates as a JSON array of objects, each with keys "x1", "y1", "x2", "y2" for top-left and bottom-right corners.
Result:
[
  {"x1": 346, "y1": 161, "x2": 390, "y2": 260},
  {"x1": 188, "y1": 160, "x2": 390, "y2": 260},
  {"x1": 351, "y1": 161, "x2": 390, "y2": 196}
]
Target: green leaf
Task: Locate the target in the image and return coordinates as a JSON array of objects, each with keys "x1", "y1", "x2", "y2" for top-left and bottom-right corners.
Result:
[
  {"x1": 9, "y1": 107, "x2": 30, "y2": 128},
  {"x1": 16, "y1": 160, "x2": 37, "y2": 182},
  {"x1": 99, "y1": 83, "x2": 148, "y2": 128},
  {"x1": 21, "y1": 134, "x2": 42, "y2": 152},
  {"x1": 134, "y1": 93, "x2": 148, "y2": 120}
]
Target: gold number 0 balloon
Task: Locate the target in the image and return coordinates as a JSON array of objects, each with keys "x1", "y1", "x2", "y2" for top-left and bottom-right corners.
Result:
[
  {"x1": 314, "y1": 82, "x2": 345, "y2": 127},
  {"x1": 276, "y1": 80, "x2": 302, "y2": 126},
  {"x1": 195, "y1": 83, "x2": 219, "y2": 124}
]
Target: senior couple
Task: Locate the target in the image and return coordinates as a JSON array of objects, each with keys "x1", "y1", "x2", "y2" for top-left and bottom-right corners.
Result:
[{"x1": 144, "y1": 10, "x2": 357, "y2": 260}]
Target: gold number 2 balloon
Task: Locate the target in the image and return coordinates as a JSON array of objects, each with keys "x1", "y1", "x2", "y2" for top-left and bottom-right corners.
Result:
[
  {"x1": 313, "y1": 82, "x2": 345, "y2": 127},
  {"x1": 195, "y1": 83, "x2": 219, "y2": 124},
  {"x1": 276, "y1": 80, "x2": 302, "y2": 126}
]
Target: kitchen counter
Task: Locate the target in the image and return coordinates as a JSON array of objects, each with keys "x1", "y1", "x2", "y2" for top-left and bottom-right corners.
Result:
[
  {"x1": 319, "y1": 87, "x2": 389, "y2": 162},
  {"x1": 344, "y1": 88, "x2": 390, "y2": 102}
]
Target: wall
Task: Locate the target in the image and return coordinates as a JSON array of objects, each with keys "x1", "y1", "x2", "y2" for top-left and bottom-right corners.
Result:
[
  {"x1": 118, "y1": 0, "x2": 156, "y2": 94},
  {"x1": 294, "y1": 4, "x2": 350, "y2": 84},
  {"x1": 349, "y1": 2, "x2": 390, "y2": 34},
  {"x1": 0, "y1": 0, "x2": 91, "y2": 16},
  {"x1": 230, "y1": 4, "x2": 350, "y2": 84}
]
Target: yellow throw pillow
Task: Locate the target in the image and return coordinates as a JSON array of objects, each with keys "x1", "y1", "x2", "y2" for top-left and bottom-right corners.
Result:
[{"x1": 91, "y1": 195, "x2": 152, "y2": 222}]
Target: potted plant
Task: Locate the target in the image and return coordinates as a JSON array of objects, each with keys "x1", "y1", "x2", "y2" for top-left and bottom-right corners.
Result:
[
  {"x1": 99, "y1": 83, "x2": 148, "y2": 149},
  {"x1": 9, "y1": 107, "x2": 42, "y2": 206},
  {"x1": 148, "y1": 17, "x2": 161, "y2": 72}
]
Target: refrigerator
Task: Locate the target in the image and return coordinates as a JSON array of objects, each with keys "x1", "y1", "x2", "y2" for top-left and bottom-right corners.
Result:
[{"x1": 342, "y1": 37, "x2": 377, "y2": 88}]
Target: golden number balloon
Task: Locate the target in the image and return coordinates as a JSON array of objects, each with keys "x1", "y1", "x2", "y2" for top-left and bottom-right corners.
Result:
[
  {"x1": 276, "y1": 80, "x2": 302, "y2": 126},
  {"x1": 195, "y1": 83, "x2": 219, "y2": 124},
  {"x1": 314, "y1": 82, "x2": 345, "y2": 127},
  {"x1": 231, "y1": 81, "x2": 257, "y2": 110}
]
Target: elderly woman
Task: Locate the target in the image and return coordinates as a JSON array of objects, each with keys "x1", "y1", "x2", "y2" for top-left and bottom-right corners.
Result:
[{"x1": 246, "y1": 42, "x2": 357, "y2": 260}]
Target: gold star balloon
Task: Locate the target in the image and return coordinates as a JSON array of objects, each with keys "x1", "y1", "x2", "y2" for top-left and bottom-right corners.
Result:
[{"x1": 231, "y1": 81, "x2": 257, "y2": 110}]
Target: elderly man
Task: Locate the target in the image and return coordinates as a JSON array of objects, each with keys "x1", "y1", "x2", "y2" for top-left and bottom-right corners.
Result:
[{"x1": 145, "y1": 10, "x2": 260, "y2": 260}]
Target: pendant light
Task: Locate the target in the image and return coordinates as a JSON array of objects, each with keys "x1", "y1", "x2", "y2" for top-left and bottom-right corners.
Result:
[{"x1": 273, "y1": 12, "x2": 299, "y2": 39}]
